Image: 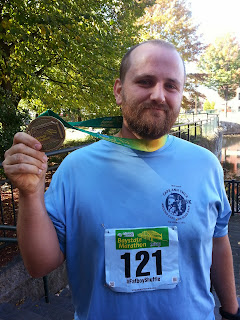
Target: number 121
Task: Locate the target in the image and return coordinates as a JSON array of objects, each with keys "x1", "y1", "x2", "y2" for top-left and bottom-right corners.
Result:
[{"x1": 121, "y1": 250, "x2": 162, "y2": 278}]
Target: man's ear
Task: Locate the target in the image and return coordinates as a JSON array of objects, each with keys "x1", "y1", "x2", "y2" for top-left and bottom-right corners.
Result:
[{"x1": 113, "y1": 78, "x2": 123, "y2": 105}]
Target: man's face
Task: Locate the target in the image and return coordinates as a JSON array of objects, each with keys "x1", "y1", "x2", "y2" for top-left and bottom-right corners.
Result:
[{"x1": 114, "y1": 44, "x2": 185, "y2": 140}]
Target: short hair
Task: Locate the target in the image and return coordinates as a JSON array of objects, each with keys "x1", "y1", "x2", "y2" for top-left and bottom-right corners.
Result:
[{"x1": 119, "y1": 40, "x2": 186, "y2": 83}]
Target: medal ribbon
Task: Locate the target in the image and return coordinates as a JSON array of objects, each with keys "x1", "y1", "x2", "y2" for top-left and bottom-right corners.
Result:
[{"x1": 39, "y1": 110, "x2": 167, "y2": 152}]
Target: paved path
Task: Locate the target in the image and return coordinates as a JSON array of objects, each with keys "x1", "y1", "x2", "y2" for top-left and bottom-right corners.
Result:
[
  {"x1": 0, "y1": 287, "x2": 74, "y2": 320},
  {"x1": 0, "y1": 214, "x2": 239, "y2": 319}
]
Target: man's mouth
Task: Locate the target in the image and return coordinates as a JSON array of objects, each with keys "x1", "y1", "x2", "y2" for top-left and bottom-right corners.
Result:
[
  {"x1": 144, "y1": 106, "x2": 168, "y2": 113},
  {"x1": 143, "y1": 103, "x2": 168, "y2": 112}
]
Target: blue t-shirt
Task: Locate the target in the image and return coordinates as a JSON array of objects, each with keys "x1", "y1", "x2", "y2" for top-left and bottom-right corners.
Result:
[{"x1": 45, "y1": 135, "x2": 231, "y2": 320}]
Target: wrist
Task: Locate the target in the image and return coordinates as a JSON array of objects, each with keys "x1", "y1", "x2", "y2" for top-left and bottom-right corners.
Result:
[
  {"x1": 220, "y1": 307, "x2": 240, "y2": 320},
  {"x1": 19, "y1": 179, "x2": 45, "y2": 199}
]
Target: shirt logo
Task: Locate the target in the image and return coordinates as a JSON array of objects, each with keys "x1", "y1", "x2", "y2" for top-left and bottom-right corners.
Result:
[{"x1": 162, "y1": 187, "x2": 191, "y2": 221}]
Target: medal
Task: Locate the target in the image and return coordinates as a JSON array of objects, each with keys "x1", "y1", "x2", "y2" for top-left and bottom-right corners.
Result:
[{"x1": 26, "y1": 116, "x2": 65, "y2": 152}]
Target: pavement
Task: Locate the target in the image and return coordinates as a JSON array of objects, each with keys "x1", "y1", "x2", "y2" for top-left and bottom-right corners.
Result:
[
  {"x1": 0, "y1": 287, "x2": 74, "y2": 320},
  {"x1": 0, "y1": 214, "x2": 239, "y2": 320}
]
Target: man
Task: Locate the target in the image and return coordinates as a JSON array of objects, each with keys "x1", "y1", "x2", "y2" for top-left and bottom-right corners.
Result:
[{"x1": 3, "y1": 40, "x2": 239, "y2": 319}]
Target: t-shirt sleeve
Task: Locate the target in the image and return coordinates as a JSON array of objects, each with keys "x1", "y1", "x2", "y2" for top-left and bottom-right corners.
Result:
[{"x1": 213, "y1": 166, "x2": 232, "y2": 238}]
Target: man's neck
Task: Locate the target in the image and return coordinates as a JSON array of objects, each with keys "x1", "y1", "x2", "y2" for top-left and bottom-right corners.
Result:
[{"x1": 115, "y1": 128, "x2": 168, "y2": 151}]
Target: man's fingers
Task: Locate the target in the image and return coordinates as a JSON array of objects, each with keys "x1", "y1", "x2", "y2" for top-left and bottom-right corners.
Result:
[
  {"x1": 3, "y1": 132, "x2": 48, "y2": 180},
  {"x1": 4, "y1": 143, "x2": 47, "y2": 164},
  {"x1": 4, "y1": 162, "x2": 45, "y2": 176},
  {"x1": 3, "y1": 151, "x2": 48, "y2": 177},
  {"x1": 2, "y1": 132, "x2": 48, "y2": 194},
  {"x1": 6, "y1": 153, "x2": 47, "y2": 169},
  {"x1": 13, "y1": 132, "x2": 42, "y2": 150}
]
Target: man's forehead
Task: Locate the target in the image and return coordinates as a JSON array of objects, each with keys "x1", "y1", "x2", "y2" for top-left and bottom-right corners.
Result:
[
  {"x1": 132, "y1": 42, "x2": 166, "y2": 55},
  {"x1": 130, "y1": 44, "x2": 181, "y2": 67},
  {"x1": 128, "y1": 44, "x2": 185, "y2": 82}
]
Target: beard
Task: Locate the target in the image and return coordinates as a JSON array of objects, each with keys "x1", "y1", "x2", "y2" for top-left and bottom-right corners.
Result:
[{"x1": 121, "y1": 96, "x2": 180, "y2": 140}]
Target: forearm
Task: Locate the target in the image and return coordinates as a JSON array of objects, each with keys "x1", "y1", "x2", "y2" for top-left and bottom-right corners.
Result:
[
  {"x1": 3, "y1": 132, "x2": 65, "y2": 277},
  {"x1": 211, "y1": 235, "x2": 239, "y2": 315},
  {"x1": 17, "y1": 190, "x2": 64, "y2": 278}
]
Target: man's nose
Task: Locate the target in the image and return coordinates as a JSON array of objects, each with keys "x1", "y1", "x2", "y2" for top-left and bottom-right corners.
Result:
[{"x1": 150, "y1": 84, "x2": 165, "y2": 103}]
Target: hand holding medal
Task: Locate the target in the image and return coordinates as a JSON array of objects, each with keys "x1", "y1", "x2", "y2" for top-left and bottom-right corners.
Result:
[{"x1": 26, "y1": 116, "x2": 65, "y2": 152}]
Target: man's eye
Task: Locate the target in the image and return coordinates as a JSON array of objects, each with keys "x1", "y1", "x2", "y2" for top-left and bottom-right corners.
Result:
[
  {"x1": 138, "y1": 79, "x2": 152, "y2": 86},
  {"x1": 166, "y1": 83, "x2": 177, "y2": 90}
]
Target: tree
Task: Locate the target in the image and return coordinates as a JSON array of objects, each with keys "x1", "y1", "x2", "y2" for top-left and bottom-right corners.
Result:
[
  {"x1": 199, "y1": 34, "x2": 240, "y2": 116},
  {"x1": 137, "y1": 0, "x2": 203, "y2": 62},
  {"x1": 182, "y1": 72, "x2": 207, "y2": 111},
  {"x1": 1, "y1": 0, "x2": 151, "y2": 115},
  {"x1": 0, "y1": 0, "x2": 150, "y2": 159},
  {"x1": 137, "y1": 0, "x2": 205, "y2": 109},
  {"x1": 203, "y1": 100, "x2": 215, "y2": 111}
]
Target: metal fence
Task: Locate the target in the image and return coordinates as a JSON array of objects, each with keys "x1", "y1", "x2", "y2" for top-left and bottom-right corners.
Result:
[
  {"x1": 172, "y1": 113, "x2": 219, "y2": 140},
  {"x1": 225, "y1": 180, "x2": 240, "y2": 215}
]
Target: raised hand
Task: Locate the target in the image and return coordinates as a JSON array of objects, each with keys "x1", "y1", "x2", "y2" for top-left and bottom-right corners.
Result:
[{"x1": 2, "y1": 132, "x2": 48, "y2": 195}]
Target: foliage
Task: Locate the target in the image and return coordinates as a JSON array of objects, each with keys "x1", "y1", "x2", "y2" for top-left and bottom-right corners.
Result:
[
  {"x1": 137, "y1": 0, "x2": 205, "y2": 109},
  {"x1": 203, "y1": 100, "x2": 215, "y2": 111},
  {"x1": 0, "y1": 87, "x2": 30, "y2": 160},
  {"x1": 0, "y1": 0, "x2": 150, "y2": 120},
  {"x1": 137, "y1": 0, "x2": 204, "y2": 62},
  {"x1": 198, "y1": 34, "x2": 240, "y2": 102}
]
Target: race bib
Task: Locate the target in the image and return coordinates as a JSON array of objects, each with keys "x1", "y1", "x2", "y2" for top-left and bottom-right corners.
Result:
[{"x1": 105, "y1": 226, "x2": 180, "y2": 293}]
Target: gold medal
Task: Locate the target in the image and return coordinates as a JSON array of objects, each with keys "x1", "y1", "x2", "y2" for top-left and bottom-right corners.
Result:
[{"x1": 26, "y1": 116, "x2": 65, "y2": 152}]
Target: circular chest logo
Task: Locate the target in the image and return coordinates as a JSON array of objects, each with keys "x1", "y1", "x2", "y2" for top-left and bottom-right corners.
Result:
[
  {"x1": 162, "y1": 188, "x2": 191, "y2": 221},
  {"x1": 166, "y1": 193, "x2": 186, "y2": 216}
]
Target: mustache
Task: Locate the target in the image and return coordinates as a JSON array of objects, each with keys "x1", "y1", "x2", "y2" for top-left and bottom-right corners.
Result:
[{"x1": 141, "y1": 102, "x2": 169, "y2": 111}]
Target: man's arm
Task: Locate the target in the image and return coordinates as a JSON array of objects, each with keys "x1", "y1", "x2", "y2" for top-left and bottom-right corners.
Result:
[
  {"x1": 3, "y1": 132, "x2": 65, "y2": 278},
  {"x1": 211, "y1": 235, "x2": 239, "y2": 318}
]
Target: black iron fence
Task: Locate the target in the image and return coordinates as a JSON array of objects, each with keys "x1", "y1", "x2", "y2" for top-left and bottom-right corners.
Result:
[
  {"x1": 224, "y1": 180, "x2": 240, "y2": 215},
  {"x1": 172, "y1": 113, "x2": 219, "y2": 140}
]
